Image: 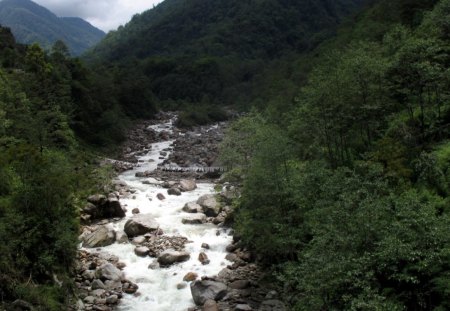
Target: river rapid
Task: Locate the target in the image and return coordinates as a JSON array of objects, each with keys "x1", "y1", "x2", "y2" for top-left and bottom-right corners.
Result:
[{"x1": 83, "y1": 119, "x2": 232, "y2": 311}]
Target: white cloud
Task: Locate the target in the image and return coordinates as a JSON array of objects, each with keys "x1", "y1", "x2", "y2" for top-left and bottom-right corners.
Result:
[{"x1": 33, "y1": 0, "x2": 163, "y2": 32}]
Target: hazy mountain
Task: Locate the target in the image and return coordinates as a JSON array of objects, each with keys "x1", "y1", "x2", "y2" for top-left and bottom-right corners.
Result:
[{"x1": 0, "y1": 0, "x2": 105, "y2": 55}]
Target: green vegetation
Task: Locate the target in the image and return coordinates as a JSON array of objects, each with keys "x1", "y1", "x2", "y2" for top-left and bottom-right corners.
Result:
[
  {"x1": 0, "y1": 28, "x2": 121, "y2": 309},
  {"x1": 0, "y1": 0, "x2": 105, "y2": 56},
  {"x1": 221, "y1": 0, "x2": 450, "y2": 309}
]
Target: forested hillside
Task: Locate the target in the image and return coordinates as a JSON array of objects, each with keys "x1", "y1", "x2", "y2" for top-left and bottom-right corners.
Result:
[
  {"x1": 220, "y1": 0, "x2": 450, "y2": 309},
  {"x1": 0, "y1": 0, "x2": 105, "y2": 55},
  {"x1": 85, "y1": 0, "x2": 370, "y2": 123},
  {"x1": 0, "y1": 27, "x2": 125, "y2": 309}
]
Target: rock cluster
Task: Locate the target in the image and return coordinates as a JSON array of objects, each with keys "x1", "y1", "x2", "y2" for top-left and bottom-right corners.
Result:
[
  {"x1": 80, "y1": 194, "x2": 126, "y2": 223},
  {"x1": 73, "y1": 251, "x2": 139, "y2": 311}
]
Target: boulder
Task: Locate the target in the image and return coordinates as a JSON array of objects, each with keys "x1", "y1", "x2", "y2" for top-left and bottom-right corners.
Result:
[
  {"x1": 179, "y1": 179, "x2": 197, "y2": 192},
  {"x1": 105, "y1": 198, "x2": 126, "y2": 218},
  {"x1": 203, "y1": 299, "x2": 219, "y2": 311},
  {"x1": 183, "y1": 272, "x2": 198, "y2": 282},
  {"x1": 157, "y1": 250, "x2": 190, "y2": 266},
  {"x1": 82, "y1": 202, "x2": 97, "y2": 215},
  {"x1": 229, "y1": 280, "x2": 250, "y2": 290},
  {"x1": 122, "y1": 281, "x2": 139, "y2": 294},
  {"x1": 106, "y1": 295, "x2": 118, "y2": 304},
  {"x1": 168, "y1": 187, "x2": 182, "y2": 196},
  {"x1": 82, "y1": 226, "x2": 116, "y2": 248},
  {"x1": 201, "y1": 243, "x2": 210, "y2": 249},
  {"x1": 134, "y1": 246, "x2": 150, "y2": 257},
  {"x1": 177, "y1": 282, "x2": 188, "y2": 290},
  {"x1": 132, "y1": 208, "x2": 140, "y2": 214},
  {"x1": 87, "y1": 194, "x2": 107, "y2": 205},
  {"x1": 196, "y1": 194, "x2": 221, "y2": 217},
  {"x1": 157, "y1": 193, "x2": 166, "y2": 200},
  {"x1": 198, "y1": 252, "x2": 210, "y2": 265},
  {"x1": 235, "y1": 304, "x2": 253, "y2": 311},
  {"x1": 91, "y1": 279, "x2": 106, "y2": 290},
  {"x1": 95, "y1": 263, "x2": 122, "y2": 282},
  {"x1": 190, "y1": 280, "x2": 227, "y2": 306},
  {"x1": 124, "y1": 214, "x2": 159, "y2": 237},
  {"x1": 115, "y1": 231, "x2": 128, "y2": 244},
  {"x1": 182, "y1": 213, "x2": 206, "y2": 224},
  {"x1": 182, "y1": 202, "x2": 202, "y2": 213}
]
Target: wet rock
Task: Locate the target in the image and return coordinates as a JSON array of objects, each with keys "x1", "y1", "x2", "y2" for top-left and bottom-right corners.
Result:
[
  {"x1": 157, "y1": 250, "x2": 190, "y2": 266},
  {"x1": 198, "y1": 252, "x2": 210, "y2": 265},
  {"x1": 177, "y1": 282, "x2": 187, "y2": 290},
  {"x1": 132, "y1": 208, "x2": 140, "y2": 214},
  {"x1": 124, "y1": 214, "x2": 159, "y2": 237},
  {"x1": 190, "y1": 280, "x2": 227, "y2": 306},
  {"x1": 115, "y1": 231, "x2": 128, "y2": 244},
  {"x1": 122, "y1": 281, "x2": 139, "y2": 294},
  {"x1": 84, "y1": 296, "x2": 95, "y2": 304},
  {"x1": 157, "y1": 193, "x2": 166, "y2": 200},
  {"x1": 148, "y1": 260, "x2": 160, "y2": 270},
  {"x1": 235, "y1": 304, "x2": 252, "y2": 311},
  {"x1": 182, "y1": 202, "x2": 202, "y2": 213},
  {"x1": 225, "y1": 253, "x2": 238, "y2": 262},
  {"x1": 201, "y1": 243, "x2": 210, "y2": 249},
  {"x1": 105, "y1": 198, "x2": 126, "y2": 218},
  {"x1": 132, "y1": 236, "x2": 146, "y2": 245},
  {"x1": 106, "y1": 295, "x2": 118, "y2": 304},
  {"x1": 82, "y1": 270, "x2": 95, "y2": 281},
  {"x1": 183, "y1": 272, "x2": 198, "y2": 282},
  {"x1": 179, "y1": 179, "x2": 197, "y2": 192},
  {"x1": 134, "y1": 246, "x2": 150, "y2": 257},
  {"x1": 82, "y1": 226, "x2": 116, "y2": 248},
  {"x1": 197, "y1": 194, "x2": 221, "y2": 217},
  {"x1": 182, "y1": 213, "x2": 206, "y2": 224},
  {"x1": 168, "y1": 187, "x2": 182, "y2": 196},
  {"x1": 95, "y1": 263, "x2": 122, "y2": 282}
]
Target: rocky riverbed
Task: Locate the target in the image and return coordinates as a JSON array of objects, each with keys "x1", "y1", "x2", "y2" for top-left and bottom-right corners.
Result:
[{"x1": 73, "y1": 113, "x2": 286, "y2": 311}]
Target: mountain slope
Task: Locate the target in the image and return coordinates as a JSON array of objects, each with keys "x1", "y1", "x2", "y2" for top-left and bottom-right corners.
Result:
[
  {"x1": 91, "y1": 0, "x2": 369, "y2": 61},
  {"x1": 0, "y1": 0, "x2": 105, "y2": 55}
]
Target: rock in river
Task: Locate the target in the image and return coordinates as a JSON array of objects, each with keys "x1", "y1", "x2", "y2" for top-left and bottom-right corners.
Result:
[
  {"x1": 157, "y1": 250, "x2": 190, "y2": 266},
  {"x1": 196, "y1": 194, "x2": 221, "y2": 217},
  {"x1": 190, "y1": 280, "x2": 228, "y2": 306},
  {"x1": 181, "y1": 213, "x2": 206, "y2": 224},
  {"x1": 82, "y1": 226, "x2": 115, "y2": 248},
  {"x1": 124, "y1": 214, "x2": 159, "y2": 237}
]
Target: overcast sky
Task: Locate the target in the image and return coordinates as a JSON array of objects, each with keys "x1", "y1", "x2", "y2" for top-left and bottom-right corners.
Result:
[{"x1": 33, "y1": 0, "x2": 164, "y2": 32}]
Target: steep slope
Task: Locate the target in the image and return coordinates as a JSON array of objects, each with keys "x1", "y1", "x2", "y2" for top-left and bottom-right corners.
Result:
[
  {"x1": 91, "y1": 0, "x2": 369, "y2": 61},
  {"x1": 0, "y1": 0, "x2": 105, "y2": 55}
]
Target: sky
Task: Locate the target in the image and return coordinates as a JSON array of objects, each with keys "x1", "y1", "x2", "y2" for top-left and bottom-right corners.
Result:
[{"x1": 33, "y1": 0, "x2": 164, "y2": 32}]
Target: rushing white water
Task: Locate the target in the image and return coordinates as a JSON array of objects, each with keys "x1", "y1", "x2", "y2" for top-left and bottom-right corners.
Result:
[{"x1": 89, "y1": 121, "x2": 231, "y2": 311}]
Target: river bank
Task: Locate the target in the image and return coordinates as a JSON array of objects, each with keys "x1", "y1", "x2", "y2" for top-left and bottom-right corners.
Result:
[{"x1": 73, "y1": 113, "x2": 285, "y2": 311}]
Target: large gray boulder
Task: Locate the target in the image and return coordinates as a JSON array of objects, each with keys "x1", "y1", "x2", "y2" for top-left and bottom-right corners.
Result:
[
  {"x1": 196, "y1": 194, "x2": 221, "y2": 217},
  {"x1": 157, "y1": 250, "x2": 190, "y2": 266},
  {"x1": 190, "y1": 280, "x2": 228, "y2": 306},
  {"x1": 95, "y1": 263, "x2": 122, "y2": 282},
  {"x1": 182, "y1": 213, "x2": 206, "y2": 224},
  {"x1": 82, "y1": 226, "x2": 115, "y2": 248},
  {"x1": 179, "y1": 179, "x2": 197, "y2": 192},
  {"x1": 182, "y1": 202, "x2": 202, "y2": 213},
  {"x1": 124, "y1": 214, "x2": 159, "y2": 237}
]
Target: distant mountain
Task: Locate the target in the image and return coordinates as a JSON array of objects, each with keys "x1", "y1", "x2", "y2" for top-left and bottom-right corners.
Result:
[{"x1": 0, "y1": 0, "x2": 105, "y2": 55}]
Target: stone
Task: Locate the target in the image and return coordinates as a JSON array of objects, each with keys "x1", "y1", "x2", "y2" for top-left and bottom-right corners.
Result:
[
  {"x1": 198, "y1": 252, "x2": 210, "y2": 265},
  {"x1": 182, "y1": 202, "x2": 202, "y2": 213},
  {"x1": 168, "y1": 187, "x2": 182, "y2": 196},
  {"x1": 157, "y1": 250, "x2": 190, "y2": 266},
  {"x1": 235, "y1": 304, "x2": 252, "y2": 311},
  {"x1": 229, "y1": 280, "x2": 250, "y2": 290},
  {"x1": 177, "y1": 282, "x2": 187, "y2": 290},
  {"x1": 95, "y1": 263, "x2": 122, "y2": 282},
  {"x1": 132, "y1": 208, "x2": 140, "y2": 214},
  {"x1": 115, "y1": 231, "x2": 128, "y2": 244},
  {"x1": 91, "y1": 279, "x2": 106, "y2": 290},
  {"x1": 105, "y1": 198, "x2": 126, "y2": 218},
  {"x1": 87, "y1": 194, "x2": 107, "y2": 205},
  {"x1": 91, "y1": 289, "x2": 105, "y2": 297},
  {"x1": 148, "y1": 260, "x2": 160, "y2": 270},
  {"x1": 182, "y1": 213, "x2": 206, "y2": 224},
  {"x1": 179, "y1": 179, "x2": 197, "y2": 192},
  {"x1": 134, "y1": 246, "x2": 150, "y2": 257},
  {"x1": 183, "y1": 272, "x2": 198, "y2": 282},
  {"x1": 83, "y1": 202, "x2": 97, "y2": 215},
  {"x1": 157, "y1": 193, "x2": 166, "y2": 200},
  {"x1": 132, "y1": 236, "x2": 146, "y2": 245},
  {"x1": 124, "y1": 214, "x2": 159, "y2": 237},
  {"x1": 196, "y1": 194, "x2": 221, "y2": 217},
  {"x1": 225, "y1": 253, "x2": 238, "y2": 262},
  {"x1": 259, "y1": 300, "x2": 286, "y2": 311},
  {"x1": 82, "y1": 270, "x2": 95, "y2": 281},
  {"x1": 203, "y1": 299, "x2": 219, "y2": 311},
  {"x1": 82, "y1": 226, "x2": 116, "y2": 248},
  {"x1": 104, "y1": 280, "x2": 122, "y2": 290},
  {"x1": 190, "y1": 280, "x2": 227, "y2": 306},
  {"x1": 105, "y1": 295, "x2": 118, "y2": 304},
  {"x1": 201, "y1": 243, "x2": 210, "y2": 249},
  {"x1": 83, "y1": 296, "x2": 95, "y2": 304},
  {"x1": 122, "y1": 281, "x2": 139, "y2": 294}
]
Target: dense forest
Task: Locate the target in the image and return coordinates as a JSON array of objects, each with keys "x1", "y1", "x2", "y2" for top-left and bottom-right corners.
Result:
[
  {"x1": 0, "y1": 0, "x2": 449, "y2": 309},
  {"x1": 220, "y1": 0, "x2": 450, "y2": 309}
]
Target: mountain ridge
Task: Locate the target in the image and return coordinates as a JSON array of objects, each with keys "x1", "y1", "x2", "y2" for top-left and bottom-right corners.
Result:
[{"x1": 0, "y1": 0, "x2": 105, "y2": 55}]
